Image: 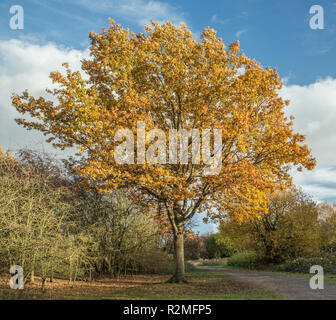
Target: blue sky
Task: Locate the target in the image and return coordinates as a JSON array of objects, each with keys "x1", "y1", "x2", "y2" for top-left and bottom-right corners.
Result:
[
  {"x1": 1, "y1": 0, "x2": 336, "y2": 234},
  {"x1": 1, "y1": 0, "x2": 336, "y2": 85}
]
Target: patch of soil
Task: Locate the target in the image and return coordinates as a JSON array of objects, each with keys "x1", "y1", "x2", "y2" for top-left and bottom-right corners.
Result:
[{"x1": 0, "y1": 274, "x2": 171, "y2": 300}]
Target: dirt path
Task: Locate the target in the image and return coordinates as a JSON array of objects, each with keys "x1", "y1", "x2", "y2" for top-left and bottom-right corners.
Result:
[{"x1": 198, "y1": 267, "x2": 336, "y2": 300}]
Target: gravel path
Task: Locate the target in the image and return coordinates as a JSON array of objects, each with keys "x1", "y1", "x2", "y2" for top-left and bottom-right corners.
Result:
[{"x1": 198, "y1": 267, "x2": 336, "y2": 300}]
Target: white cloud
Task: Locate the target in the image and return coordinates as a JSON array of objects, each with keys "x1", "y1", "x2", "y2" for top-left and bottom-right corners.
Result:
[
  {"x1": 0, "y1": 39, "x2": 89, "y2": 153},
  {"x1": 235, "y1": 29, "x2": 247, "y2": 38},
  {"x1": 71, "y1": 0, "x2": 185, "y2": 27},
  {"x1": 281, "y1": 71, "x2": 293, "y2": 85},
  {"x1": 281, "y1": 78, "x2": 336, "y2": 168},
  {"x1": 211, "y1": 14, "x2": 230, "y2": 25},
  {"x1": 291, "y1": 167, "x2": 336, "y2": 203},
  {"x1": 281, "y1": 77, "x2": 336, "y2": 202}
]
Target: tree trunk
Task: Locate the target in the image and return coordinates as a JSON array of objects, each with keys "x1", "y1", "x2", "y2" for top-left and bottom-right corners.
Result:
[
  {"x1": 168, "y1": 229, "x2": 186, "y2": 283},
  {"x1": 31, "y1": 255, "x2": 35, "y2": 283},
  {"x1": 41, "y1": 277, "x2": 46, "y2": 293}
]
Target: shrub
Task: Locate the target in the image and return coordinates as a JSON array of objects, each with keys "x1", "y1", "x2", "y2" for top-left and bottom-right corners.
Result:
[
  {"x1": 198, "y1": 258, "x2": 228, "y2": 266},
  {"x1": 227, "y1": 251, "x2": 260, "y2": 269},
  {"x1": 182, "y1": 232, "x2": 236, "y2": 261},
  {"x1": 273, "y1": 254, "x2": 336, "y2": 274},
  {"x1": 136, "y1": 249, "x2": 174, "y2": 274},
  {"x1": 207, "y1": 234, "x2": 237, "y2": 259}
]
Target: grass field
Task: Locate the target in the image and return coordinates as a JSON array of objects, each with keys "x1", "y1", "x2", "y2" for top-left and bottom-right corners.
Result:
[{"x1": 0, "y1": 268, "x2": 285, "y2": 300}]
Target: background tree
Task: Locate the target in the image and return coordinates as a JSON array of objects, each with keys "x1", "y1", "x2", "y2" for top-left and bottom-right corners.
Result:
[
  {"x1": 12, "y1": 21, "x2": 315, "y2": 282},
  {"x1": 0, "y1": 148, "x2": 72, "y2": 288},
  {"x1": 318, "y1": 202, "x2": 336, "y2": 253},
  {"x1": 221, "y1": 187, "x2": 321, "y2": 263},
  {"x1": 0, "y1": 148, "x2": 172, "y2": 291}
]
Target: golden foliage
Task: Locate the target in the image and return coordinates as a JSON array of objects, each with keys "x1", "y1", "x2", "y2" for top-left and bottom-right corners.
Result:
[{"x1": 12, "y1": 20, "x2": 315, "y2": 231}]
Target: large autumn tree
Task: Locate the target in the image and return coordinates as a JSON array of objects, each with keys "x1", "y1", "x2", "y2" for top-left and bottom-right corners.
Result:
[{"x1": 12, "y1": 20, "x2": 315, "y2": 282}]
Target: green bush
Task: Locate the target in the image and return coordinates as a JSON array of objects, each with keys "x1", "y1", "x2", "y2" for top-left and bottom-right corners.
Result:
[
  {"x1": 227, "y1": 251, "x2": 260, "y2": 269},
  {"x1": 273, "y1": 254, "x2": 336, "y2": 274},
  {"x1": 207, "y1": 234, "x2": 237, "y2": 259}
]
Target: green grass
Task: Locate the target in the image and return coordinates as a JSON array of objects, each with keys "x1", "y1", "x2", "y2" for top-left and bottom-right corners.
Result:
[
  {"x1": 199, "y1": 264, "x2": 236, "y2": 269},
  {"x1": 97, "y1": 290, "x2": 285, "y2": 300},
  {"x1": 187, "y1": 268, "x2": 228, "y2": 278},
  {"x1": 198, "y1": 264, "x2": 261, "y2": 272},
  {"x1": 74, "y1": 268, "x2": 286, "y2": 300}
]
